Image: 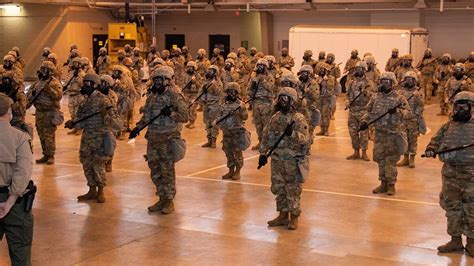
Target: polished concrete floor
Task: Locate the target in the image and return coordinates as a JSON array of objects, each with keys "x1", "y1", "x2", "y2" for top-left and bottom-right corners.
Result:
[{"x1": 1, "y1": 95, "x2": 472, "y2": 265}]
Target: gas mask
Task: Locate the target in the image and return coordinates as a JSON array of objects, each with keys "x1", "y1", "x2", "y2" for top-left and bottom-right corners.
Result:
[
  {"x1": 351, "y1": 53, "x2": 358, "y2": 59},
  {"x1": 186, "y1": 67, "x2": 195, "y2": 75},
  {"x1": 224, "y1": 64, "x2": 232, "y2": 71},
  {"x1": 326, "y1": 57, "x2": 334, "y2": 65},
  {"x1": 133, "y1": 51, "x2": 140, "y2": 57},
  {"x1": 298, "y1": 72, "x2": 309, "y2": 82},
  {"x1": 100, "y1": 81, "x2": 110, "y2": 95},
  {"x1": 453, "y1": 69, "x2": 464, "y2": 80},
  {"x1": 424, "y1": 51, "x2": 432, "y2": 58},
  {"x1": 225, "y1": 90, "x2": 238, "y2": 102},
  {"x1": 42, "y1": 51, "x2": 50, "y2": 58},
  {"x1": 205, "y1": 69, "x2": 216, "y2": 80},
  {"x1": 275, "y1": 95, "x2": 292, "y2": 113},
  {"x1": 281, "y1": 51, "x2": 288, "y2": 57},
  {"x1": 403, "y1": 60, "x2": 412, "y2": 68},
  {"x1": 281, "y1": 80, "x2": 294, "y2": 88},
  {"x1": 318, "y1": 69, "x2": 327, "y2": 78},
  {"x1": 99, "y1": 51, "x2": 106, "y2": 56},
  {"x1": 379, "y1": 79, "x2": 393, "y2": 94},
  {"x1": 268, "y1": 62, "x2": 275, "y2": 70},
  {"x1": 80, "y1": 80, "x2": 96, "y2": 96},
  {"x1": 303, "y1": 55, "x2": 311, "y2": 61},
  {"x1": 318, "y1": 53, "x2": 325, "y2": 60},
  {"x1": 151, "y1": 76, "x2": 166, "y2": 94},
  {"x1": 38, "y1": 67, "x2": 50, "y2": 80},
  {"x1": 442, "y1": 58, "x2": 450, "y2": 65},
  {"x1": 118, "y1": 55, "x2": 124, "y2": 62},
  {"x1": 0, "y1": 78, "x2": 13, "y2": 94},
  {"x1": 452, "y1": 101, "x2": 472, "y2": 122},
  {"x1": 256, "y1": 64, "x2": 266, "y2": 74},
  {"x1": 112, "y1": 71, "x2": 122, "y2": 80},
  {"x1": 250, "y1": 51, "x2": 257, "y2": 57},
  {"x1": 150, "y1": 48, "x2": 156, "y2": 54},
  {"x1": 354, "y1": 68, "x2": 365, "y2": 78},
  {"x1": 197, "y1": 54, "x2": 203, "y2": 60},
  {"x1": 3, "y1": 61, "x2": 13, "y2": 70},
  {"x1": 391, "y1": 52, "x2": 398, "y2": 58},
  {"x1": 367, "y1": 63, "x2": 374, "y2": 71},
  {"x1": 404, "y1": 77, "x2": 416, "y2": 89}
]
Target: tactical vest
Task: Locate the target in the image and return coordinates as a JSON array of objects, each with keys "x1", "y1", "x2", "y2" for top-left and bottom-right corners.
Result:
[{"x1": 439, "y1": 120, "x2": 474, "y2": 165}]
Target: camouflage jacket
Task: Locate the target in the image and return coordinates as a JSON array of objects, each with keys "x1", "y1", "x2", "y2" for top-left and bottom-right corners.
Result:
[
  {"x1": 364, "y1": 90, "x2": 410, "y2": 133},
  {"x1": 385, "y1": 57, "x2": 400, "y2": 72},
  {"x1": 96, "y1": 55, "x2": 110, "y2": 74},
  {"x1": 198, "y1": 79, "x2": 223, "y2": 105},
  {"x1": 277, "y1": 55, "x2": 295, "y2": 70},
  {"x1": 417, "y1": 57, "x2": 437, "y2": 75},
  {"x1": 444, "y1": 76, "x2": 473, "y2": 104},
  {"x1": 216, "y1": 100, "x2": 248, "y2": 131},
  {"x1": 344, "y1": 58, "x2": 361, "y2": 74},
  {"x1": 399, "y1": 86, "x2": 424, "y2": 121},
  {"x1": 182, "y1": 72, "x2": 203, "y2": 96},
  {"x1": 297, "y1": 79, "x2": 320, "y2": 111},
  {"x1": 315, "y1": 75, "x2": 336, "y2": 98},
  {"x1": 247, "y1": 73, "x2": 275, "y2": 102},
  {"x1": 434, "y1": 64, "x2": 453, "y2": 84},
  {"x1": 66, "y1": 69, "x2": 85, "y2": 95},
  {"x1": 27, "y1": 77, "x2": 62, "y2": 111},
  {"x1": 346, "y1": 76, "x2": 374, "y2": 113},
  {"x1": 75, "y1": 90, "x2": 121, "y2": 134}
]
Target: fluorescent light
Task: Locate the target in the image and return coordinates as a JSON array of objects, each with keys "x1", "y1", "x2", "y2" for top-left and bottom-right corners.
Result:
[{"x1": 1, "y1": 4, "x2": 22, "y2": 16}]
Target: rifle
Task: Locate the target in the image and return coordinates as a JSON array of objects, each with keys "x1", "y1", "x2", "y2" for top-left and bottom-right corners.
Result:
[
  {"x1": 68, "y1": 106, "x2": 113, "y2": 127},
  {"x1": 182, "y1": 76, "x2": 195, "y2": 92},
  {"x1": 344, "y1": 85, "x2": 363, "y2": 111},
  {"x1": 246, "y1": 79, "x2": 262, "y2": 105},
  {"x1": 63, "y1": 69, "x2": 79, "y2": 91},
  {"x1": 128, "y1": 105, "x2": 171, "y2": 140},
  {"x1": 213, "y1": 105, "x2": 242, "y2": 127},
  {"x1": 188, "y1": 82, "x2": 212, "y2": 108},
  {"x1": 422, "y1": 143, "x2": 474, "y2": 158},
  {"x1": 26, "y1": 77, "x2": 53, "y2": 109},
  {"x1": 258, "y1": 121, "x2": 295, "y2": 169},
  {"x1": 448, "y1": 86, "x2": 462, "y2": 102}
]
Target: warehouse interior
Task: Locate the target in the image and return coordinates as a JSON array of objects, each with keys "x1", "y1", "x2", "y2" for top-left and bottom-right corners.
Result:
[{"x1": 0, "y1": 0, "x2": 474, "y2": 265}]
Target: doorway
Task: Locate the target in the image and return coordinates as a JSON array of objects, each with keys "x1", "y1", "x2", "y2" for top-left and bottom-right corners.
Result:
[
  {"x1": 209, "y1": 35, "x2": 230, "y2": 58},
  {"x1": 165, "y1": 34, "x2": 185, "y2": 51},
  {"x1": 92, "y1": 34, "x2": 108, "y2": 66}
]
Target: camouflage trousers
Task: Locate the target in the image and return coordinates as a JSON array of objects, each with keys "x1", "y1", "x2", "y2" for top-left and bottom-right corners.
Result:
[
  {"x1": 405, "y1": 119, "x2": 419, "y2": 154},
  {"x1": 440, "y1": 164, "x2": 474, "y2": 238},
  {"x1": 437, "y1": 81, "x2": 448, "y2": 113},
  {"x1": 0, "y1": 196, "x2": 33, "y2": 266},
  {"x1": 421, "y1": 74, "x2": 434, "y2": 100},
  {"x1": 184, "y1": 94, "x2": 198, "y2": 123},
  {"x1": 348, "y1": 111, "x2": 368, "y2": 150},
  {"x1": 252, "y1": 100, "x2": 272, "y2": 143},
  {"x1": 222, "y1": 129, "x2": 244, "y2": 169},
  {"x1": 270, "y1": 158, "x2": 303, "y2": 216},
  {"x1": 203, "y1": 104, "x2": 220, "y2": 139},
  {"x1": 146, "y1": 138, "x2": 176, "y2": 200},
  {"x1": 373, "y1": 130, "x2": 401, "y2": 185},
  {"x1": 79, "y1": 132, "x2": 108, "y2": 187},
  {"x1": 240, "y1": 75, "x2": 250, "y2": 101},
  {"x1": 320, "y1": 96, "x2": 333, "y2": 128},
  {"x1": 68, "y1": 94, "x2": 84, "y2": 120},
  {"x1": 35, "y1": 111, "x2": 57, "y2": 156}
]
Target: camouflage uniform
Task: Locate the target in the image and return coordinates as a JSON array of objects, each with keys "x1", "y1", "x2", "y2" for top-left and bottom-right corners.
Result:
[
  {"x1": 171, "y1": 54, "x2": 185, "y2": 87},
  {"x1": 96, "y1": 54, "x2": 110, "y2": 75},
  {"x1": 210, "y1": 49, "x2": 225, "y2": 70},
  {"x1": 112, "y1": 65, "x2": 134, "y2": 138},
  {"x1": 434, "y1": 55, "x2": 454, "y2": 115},
  {"x1": 221, "y1": 59, "x2": 241, "y2": 91},
  {"x1": 364, "y1": 73, "x2": 410, "y2": 194},
  {"x1": 260, "y1": 87, "x2": 309, "y2": 227},
  {"x1": 315, "y1": 64, "x2": 336, "y2": 136},
  {"x1": 196, "y1": 49, "x2": 211, "y2": 77},
  {"x1": 27, "y1": 66, "x2": 63, "y2": 159},
  {"x1": 0, "y1": 72, "x2": 27, "y2": 132},
  {"x1": 65, "y1": 67, "x2": 85, "y2": 121},
  {"x1": 444, "y1": 65, "x2": 473, "y2": 113},
  {"x1": 136, "y1": 70, "x2": 188, "y2": 212},
  {"x1": 425, "y1": 91, "x2": 474, "y2": 255},
  {"x1": 466, "y1": 52, "x2": 474, "y2": 82},
  {"x1": 417, "y1": 51, "x2": 437, "y2": 101},
  {"x1": 296, "y1": 66, "x2": 320, "y2": 139},
  {"x1": 182, "y1": 63, "x2": 203, "y2": 127},
  {"x1": 235, "y1": 52, "x2": 252, "y2": 100},
  {"x1": 385, "y1": 49, "x2": 400, "y2": 72},
  {"x1": 344, "y1": 54, "x2": 361, "y2": 78},
  {"x1": 199, "y1": 66, "x2": 223, "y2": 146},
  {"x1": 277, "y1": 50, "x2": 295, "y2": 71}
]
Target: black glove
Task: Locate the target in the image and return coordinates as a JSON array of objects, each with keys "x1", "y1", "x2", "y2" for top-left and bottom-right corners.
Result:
[
  {"x1": 64, "y1": 120, "x2": 74, "y2": 129},
  {"x1": 160, "y1": 106, "x2": 172, "y2": 117},
  {"x1": 424, "y1": 148, "x2": 436, "y2": 158},
  {"x1": 388, "y1": 107, "x2": 397, "y2": 114},
  {"x1": 284, "y1": 124, "x2": 293, "y2": 136},
  {"x1": 258, "y1": 155, "x2": 268, "y2": 167},
  {"x1": 359, "y1": 122, "x2": 368, "y2": 131},
  {"x1": 129, "y1": 127, "x2": 140, "y2": 139}
]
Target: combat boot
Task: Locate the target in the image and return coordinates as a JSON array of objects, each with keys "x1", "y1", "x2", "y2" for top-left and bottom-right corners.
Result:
[
  {"x1": 387, "y1": 184, "x2": 396, "y2": 196},
  {"x1": 397, "y1": 154, "x2": 409, "y2": 167},
  {"x1": 267, "y1": 211, "x2": 289, "y2": 227},
  {"x1": 315, "y1": 129, "x2": 325, "y2": 136},
  {"x1": 148, "y1": 199, "x2": 165, "y2": 212},
  {"x1": 466, "y1": 237, "x2": 474, "y2": 256},
  {"x1": 185, "y1": 122, "x2": 195, "y2": 129},
  {"x1": 361, "y1": 150, "x2": 370, "y2": 161},
  {"x1": 161, "y1": 200, "x2": 175, "y2": 214},
  {"x1": 324, "y1": 129, "x2": 329, "y2": 137},
  {"x1": 288, "y1": 213, "x2": 299, "y2": 230},
  {"x1": 251, "y1": 143, "x2": 260, "y2": 150},
  {"x1": 46, "y1": 156, "x2": 55, "y2": 165},
  {"x1": 437, "y1": 236, "x2": 464, "y2": 253},
  {"x1": 210, "y1": 138, "x2": 217, "y2": 148},
  {"x1": 105, "y1": 161, "x2": 112, "y2": 172},
  {"x1": 75, "y1": 129, "x2": 82, "y2": 136},
  {"x1": 77, "y1": 186, "x2": 97, "y2": 201},
  {"x1": 67, "y1": 128, "x2": 78, "y2": 135},
  {"x1": 372, "y1": 181, "x2": 388, "y2": 194},
  {"x1": 409, "y1": 154, "x2": 416, "y2": 168},
  {"x1": 201, "y1": 138, "x2": 212, "y2": 148},
  {"x1": 232, "y1": 167, "x2": 241, "y2": 180},
  {"x1": 437, "y1": 108, "x2": 447, "y2": 116},
  {"x1": 97, "y1": 186, "x2": 106, "y2": 203},
  {"x1": 35, "y1": 155, "x2": 49, "y2": 164},
  {"x1": 222, "y1": 167, "x2": 235, "y2": 180},
  {"x1": 346, "y1": 149, "x2": 360, "y2": 160}
]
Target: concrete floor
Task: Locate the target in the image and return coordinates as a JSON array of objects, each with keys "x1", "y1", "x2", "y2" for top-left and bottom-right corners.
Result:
[{"x1": 1, "y1": 95, "x2": 472, "y2": 265}]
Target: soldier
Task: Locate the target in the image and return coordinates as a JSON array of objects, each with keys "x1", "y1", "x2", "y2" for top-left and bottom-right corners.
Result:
[
  {"x1": 198, "y1": 65, "x2": 223, "y2": 148},
  {"x1": 1, "y1": 55, "x2": 23, "y2": 88},
  {"x1": 249, "y1": 47, "x2": 258, "y2": 69},
  {"x1": 301, "y1": 50, "x2": 317, "y2": 72},
  {"x1": 395, "y1": 54, "x2": 419, "y2": 85},
  {"x1": 280, "y1": 72, "x2": 308, "y2": 119},
  {"x1": 65, "y1": 73, "x2": 120, "y2": 203},
  {"x1": 265, "y1": 55, "x2": 280, "y2": 83},
  {"x1": 0, "y1": 93, "x2": 34, "y2": 266},
  {"x1": 236, "y1": 48, "x2": 252, "y2": 98},
  {"x1": 417, "y1": 48, "x2": 437, "y2": 102},
  {"x1": 385, "y1": 48, "x2": 400, "y2": 72},
  {"x1": 466, "y1": 51, "x2": 474, "y2": 82},
  {"x1": 96, "y1": 47, "x2": 110, "y2": 75},
  {"x1": 247, "y1": 59, "x2": 275, "y2": 150},
  {"x1": 297, "y1": 65, "x2": 320, "y2": 145},
  {"x1": 210, "y1": 48, "x2": 225, "y2": 69},
  {"x1": 117, "y1": 49, "x2": 126, "y2": 65},
  {"x1": 66, "y1": 49, "x2": 80, "y2": 69},
  {"x1": 277, "y1": 47, "x2": 295, "y2": 71},
  {"x1": 364, "y1": 55, "x2": 380, "y2": 86},
  {"x1": 221, "y1": 59, "x2": 241, "y2": 91},
  {"x1": 47, "y1": 53, "x2": 62, "y2": 80},
  {"x1": 182, "y1": 61, "x2": 203, "y2": 129},
  {"x1": 111, "y1": 65, "x2": 134, "y2": 140},
  {"x1": 130, "y1": 66, "x2": 189, "y2": 214},
  {"x1": 215, "y1": 82, "x2": 249, "y2": 180},
  {"x1": 161, "y1": 49, "x2": 170, "y2": 61},
  {"x1": 99, "y1": 75, "x2": 120, "y2": 172},
  {"x1": 424, "y1": 91, "x2": 474, "y2": 256},
  {"x1": 397, "y1": 71, "x2": 424, "y2": 168},
  {"x1": 81, "y1": 57, "x2": 95, "y2": 75},
  {"x1": 259, "y1": 87, "x2": 309, "y2": 230},
  {"x1": 147, "y1": 45, "x2": 160, "y2": 65},
  {"x1": 65, "y1": 57, "x2": 85, "y2": 135},
  {"x1": 124, "y1": 44, "x2": 132, "y2": 58},
  {"x1": 317, "y1": 51, "x2": 326, "y2": 64},
  {"x1": 361, "y1": 72, "x2": 410, "y2": 196},
  {"x1": 131, "y1": 47, "x2": 144, "y2": 74},
  {"x1": 195, "y1": 48, "x2": 210, "y2": 77},
  {"x1": 344, "y1": 49, "x2": 361, "y2": 78},
  {"x1": 346, "y1": 61, "x2": 375, "y2": 161},
  {"x1": 42, "y1": 47, "x2": 52, "y2": 62},
  {"x1": 315, "y1": 63, "x2": 336, "y2": 136},
  {"x1": 11, "y1": 47, "x2": 25, "y2": 70},
  {"x1": 434, "y1": 54, "x2": 454, "y2": 115},
  {"x1": 326, "y1": 53, "x2": 341, "y2": 79},
  {"x1": 182, "y1": 46, "x2": 193, "y2": 65},
  {"x1": 171, "y1": 48, "x2": 185, "y2": 87},
  {"x1": 0, "y1": 72, "x2": 27, "y2": 134},
  {"x1": 26, "y1": 61, "x2": 63, "y2": 164},
  {"x1": 445, "y1": 63, "x2": 473, "y2": 113}
]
